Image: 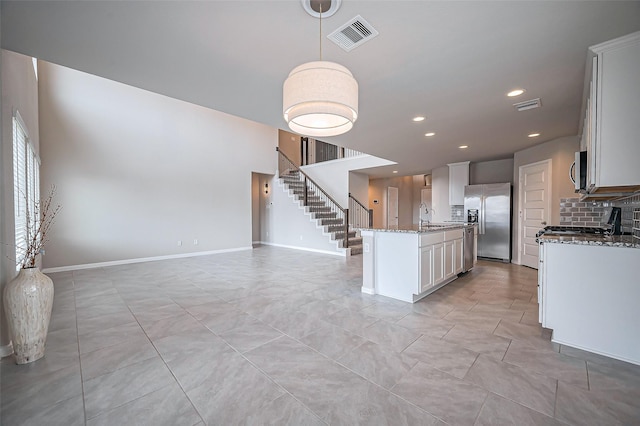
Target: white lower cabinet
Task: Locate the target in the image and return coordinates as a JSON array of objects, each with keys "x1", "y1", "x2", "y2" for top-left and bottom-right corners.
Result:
[
  {"x1": 432, "y1": 243, "x2": 445, "y2": 285},
  {"x1": 420, "y1": 246, "x2": 434, "y2": 293},
  {"x1": 444, "y1": 240, "x2": 455, "y2": 280},
  {"x1": 454, "y1": 238, "x2": 464, "y2": 274}
]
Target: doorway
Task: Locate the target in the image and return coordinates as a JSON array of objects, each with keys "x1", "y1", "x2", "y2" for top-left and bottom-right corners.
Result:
[
  {"x1": 387, "y1": 186, "x2": 399, "y2": 228},
  {"x1": 518, "y1": 160, "x2": 552, "y2": 268}
]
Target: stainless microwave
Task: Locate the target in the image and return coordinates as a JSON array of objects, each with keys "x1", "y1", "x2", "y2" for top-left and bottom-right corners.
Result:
[{"x1": 570, "y1": 151, "x2": 587, "y2": 192}]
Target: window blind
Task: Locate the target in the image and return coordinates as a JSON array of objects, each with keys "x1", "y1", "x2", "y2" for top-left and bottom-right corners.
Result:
[{"x1": 13, "y1": 114, "x2": 40, "y2": 270}]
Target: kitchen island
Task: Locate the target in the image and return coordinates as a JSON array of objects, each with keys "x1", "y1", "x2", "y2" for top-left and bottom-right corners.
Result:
[
  {"x1": 359, "y1": 224, "x2": 476, "y2": 303},
  {"x1": 538, "y1": 234, "x2": 640, "y2": 365}
]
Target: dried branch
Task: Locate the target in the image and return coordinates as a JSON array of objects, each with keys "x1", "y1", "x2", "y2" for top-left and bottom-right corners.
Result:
[{"x1": 16, "y1": 185, "x2": 61, "y2": 269}]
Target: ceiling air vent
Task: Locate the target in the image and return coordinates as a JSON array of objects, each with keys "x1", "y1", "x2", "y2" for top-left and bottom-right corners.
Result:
[
  {"x1": 328, "y1": 15, "x2": 379, "y2": 52},
  {"x1": 513, "y1": 98, "x2": 542, "y2": 112}
]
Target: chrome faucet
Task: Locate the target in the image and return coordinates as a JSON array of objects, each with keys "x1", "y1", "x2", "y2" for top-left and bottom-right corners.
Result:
[{"x1": 418, "y1": 203, "x2": 428, "y2": 227}]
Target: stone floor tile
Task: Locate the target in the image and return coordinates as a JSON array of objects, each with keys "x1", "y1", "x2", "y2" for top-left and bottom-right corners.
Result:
[
  {"x1": 300, "y1": 323, "x2": 367, "y2": 360},
  {"x1": 86, "y1": 382, "x2": 202, "y2": 426},
  {"x1": 503, "y1": 340, "x2": 588, "y2": 389},
  {"x1": 78, "y1": 321, "x2": 147, "y2": 354},
  {"x1": 1, "y1": 364, "x2": 82, "y2": 425},
  {"x1": 185, "y1": 355, "x2": 285, "y2": 425},
  {"x1": 244, "y1": 394, "x2": 326, "y2": 426},
  {"x1": 442, "y1": 325, "x2": 511, "y2": 360},
  {"x1": 463, "y1": 354, "x2": 557, "y2": 417},
  {"x1": 3, "y1": 395, "x2": 85, "y2": 426},
  {"x1": 403, "y1": 335, "x2": 479, "y2": 379},
  {"x1": 474, "y1": 393, "x2": 564, "y2": 426},
  {"x1": 338, "y1": 340, "x2": 418, "y2": 389},
  {"x1": 392, "y1": 362, "x2": 488, "y2": 426},
  {"x1": 139, "y1": 312, "x2": 202, "y2": 340},
  {"x1": 555, "y1": 381, "x2": 640, "y2": 426},
  {"x1": 394, "y1": 312, "x2": 456, "y2": 338},
  {"x1": 80, "y1": 336, "x2": 157, "y2": 381},
  {"x1": 218, "y1": 317, "x2": 283, "y2": 353},
  {"x1": 4, "y1": 249, "x2": 639, "y2": 425},
  {"x1": 83, "y1": 356, "x2": 176, "y2": 419}
]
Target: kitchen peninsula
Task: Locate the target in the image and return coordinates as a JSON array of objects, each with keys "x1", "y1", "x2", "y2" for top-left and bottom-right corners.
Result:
[
  {"x1": 359, "y1": 224, "x2": 476, "y2": 303},
  {"x1": 538, "y1": 234, "x2": 640, "y2": 365}
]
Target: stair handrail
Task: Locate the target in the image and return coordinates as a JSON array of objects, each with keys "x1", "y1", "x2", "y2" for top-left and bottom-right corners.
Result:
[
  {"x1": 276, "y1": 147, "x2": 346, "y2": 212},
  {"x1": 349, "y1": 193, "x2": 373, "y2": 228},
  {"x1": 277, "y1": 147, "x2": 350, "y2": 248}
]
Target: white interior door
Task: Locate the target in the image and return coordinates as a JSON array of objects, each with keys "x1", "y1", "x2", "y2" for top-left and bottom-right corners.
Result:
[
  {"x1": 519, "y1": 160, "x2": 551, "y2": 269},
  {"x1": 387, "y1": 187, "x2": 399, "y2": 228}
]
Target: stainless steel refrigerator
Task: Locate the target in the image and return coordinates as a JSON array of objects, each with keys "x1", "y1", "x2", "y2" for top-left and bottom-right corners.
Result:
[{"x1": 463, "y1": 183, "x2": 511, "y2": 262}]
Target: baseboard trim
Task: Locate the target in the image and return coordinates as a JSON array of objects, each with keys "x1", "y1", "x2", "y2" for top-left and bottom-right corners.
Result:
[
  {"x1": 260, "y1": 242, "x2": 346, "y2": 257},
  {"x1": 0, "y1": 342, "x2": 13, "y2": 358},
  {"x1": 41, "y1": 247, "x2": 253, "y2": 273}
]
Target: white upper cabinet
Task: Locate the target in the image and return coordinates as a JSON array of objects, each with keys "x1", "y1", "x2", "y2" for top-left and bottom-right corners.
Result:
[
  {"x1": 583, "y1": 31, "x2": 640, "y2": 196},
  {"x1": 448, "y1": 161, "x2": 470, "y2": 205}
]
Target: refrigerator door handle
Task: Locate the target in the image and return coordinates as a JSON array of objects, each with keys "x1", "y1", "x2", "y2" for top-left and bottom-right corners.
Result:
[{"x1": 479, "y1": 195, "x2": 485, "y2": 235}]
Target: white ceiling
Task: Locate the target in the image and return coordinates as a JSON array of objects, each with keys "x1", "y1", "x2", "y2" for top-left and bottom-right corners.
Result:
[{"x1": 3, "y1": 1, "x2": 640, "y2": 178}]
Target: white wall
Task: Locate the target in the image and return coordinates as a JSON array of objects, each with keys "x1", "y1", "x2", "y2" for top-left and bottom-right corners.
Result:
[
  {"x1": 300, "y1": 154, "x2": 395, "y2": 208},
  {"x1": 38, "y1": 61, "x2": 277, "y2": 269},
  {"x1": 470, "y1": 158, "x2": 514, "y2": 185},
  {"x1": 349, "y1": 171, "x2": 369, "y2": 205},
  {"x1": 368, "y1": 175, "x2": 415, "y2": 229},
  {"x1": 431, "y1": 166, "x2": 450, "y2": 223},
  {"x1": 1, "y1": 50, "x2": 40, "y2": 353},
  {"x1": 261, "y1": 177, "x2": 344, "y2": 256},
  {"x1": 512, "y1": 135, "x2": 579, "y2": 262}
]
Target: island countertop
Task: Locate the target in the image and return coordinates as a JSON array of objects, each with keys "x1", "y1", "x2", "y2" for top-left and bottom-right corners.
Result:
[{"x1": 357, "y1": 223, "x2": 471, "y2": 234}]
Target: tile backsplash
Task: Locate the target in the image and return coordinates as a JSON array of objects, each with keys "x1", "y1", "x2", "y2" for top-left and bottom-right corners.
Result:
[
  {"x1": 559, "y1": 198, "x2": 605, "y2": 226},
  {"x1": 560, "y1": 193, "x2": 640, "y2": 232},
  {"x1": 450, "y1": 205, "x2": 465, "y2": 222}
]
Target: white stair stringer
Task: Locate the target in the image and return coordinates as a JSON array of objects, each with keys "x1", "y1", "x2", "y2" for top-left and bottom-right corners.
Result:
[
  {"x1": 281, "y1": 173, "x2": 364, "y2": 256},
  {"x1": 268, "y1": 177, "x2": 349, "y2": 256}
]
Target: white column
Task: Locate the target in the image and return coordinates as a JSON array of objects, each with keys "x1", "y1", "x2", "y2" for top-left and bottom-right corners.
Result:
[{"x1": 360, "y1": 230, "x2": 376, "y2": 295}]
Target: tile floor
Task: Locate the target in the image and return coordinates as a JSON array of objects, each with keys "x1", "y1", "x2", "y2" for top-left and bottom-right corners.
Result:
[{"x1": 1, "y1": 246, "x2": 639, "y2": 425}]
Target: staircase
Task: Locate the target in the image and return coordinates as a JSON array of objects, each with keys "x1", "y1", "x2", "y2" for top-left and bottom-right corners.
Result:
[{"x1": 280, "y1": 170, "x2": 363, "y2": 256}]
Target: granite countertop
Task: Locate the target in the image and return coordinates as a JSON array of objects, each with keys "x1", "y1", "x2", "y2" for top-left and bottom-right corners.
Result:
[
  {"x1": 358, "y1": 223, "x2": 472, "y2": 234},
  {"x1": 539, "y1": 234, "x2": 639, "y2": 248}
]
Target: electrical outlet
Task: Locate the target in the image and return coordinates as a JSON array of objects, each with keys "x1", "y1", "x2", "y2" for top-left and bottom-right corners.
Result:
[
  {"x1": 193, "y1": 239, "x2": 198, "y2": 245},
  {"x1": 364, "y1": 243, "x2": 370, "y2": 253},
  {"x1": 177, "y1": 240, "x2": 182, "y2": 246},
  {"x1": 300, "y1": 235, "x2": 303, "y2": 240}
]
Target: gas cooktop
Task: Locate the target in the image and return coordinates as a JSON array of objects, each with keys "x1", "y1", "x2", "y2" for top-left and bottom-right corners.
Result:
[{"x1": 536, "y1": 225, "x2": 609, "y2": 238}]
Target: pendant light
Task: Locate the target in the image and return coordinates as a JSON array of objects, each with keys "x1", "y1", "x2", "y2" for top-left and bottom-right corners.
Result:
[{"x1": 283, "y1": 3, "x2": 358, "y2": 137}]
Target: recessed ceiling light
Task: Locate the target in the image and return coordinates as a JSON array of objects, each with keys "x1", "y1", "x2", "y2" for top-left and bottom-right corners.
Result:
[
  {"x1": 507, "y1": 89, "x2": 525, "y2": 97},
  {"x1": 412, "y1": 116, "x2": 426, "y2": 122},
  {"x1": 425, "y1": 132, "x2": 435, "y2": 137},
  {"x1": 459, "y1": 145, "x2": 468, "y2": 149},
  {"x1": 528, "y1": 133, "x2": 540, "y2": 138},
  {"x1": 392, "y1": 170, "x2": 398, "y2": 174}
]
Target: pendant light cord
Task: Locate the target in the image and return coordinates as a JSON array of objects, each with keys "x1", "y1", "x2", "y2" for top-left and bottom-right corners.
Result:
[{"x1": 319, "y1": 3, "x2": 323, "y2": 61}]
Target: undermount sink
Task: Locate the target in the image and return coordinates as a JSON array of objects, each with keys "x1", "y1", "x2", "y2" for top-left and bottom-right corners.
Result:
[{"x1": 419, "y1": 224, "x2": 448, "y2": 229}]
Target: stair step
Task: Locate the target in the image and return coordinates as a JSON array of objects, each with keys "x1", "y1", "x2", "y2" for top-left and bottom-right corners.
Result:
[
  {"x1": 349, "y1": 245, "x2": 363, "y2": 256},
  {"x1": 306, "y1": 200, "x2": 326, "y2": 206},
  {"x1": 308, "y1": 206, "x2": 332, "y2": 213},
  {"x1": 314, "y1": 212, "x2": 337, "y2": 219},
  {"x1": 333, "y1": 231, "x2": 357, "y2": 240},
  {"x1": 321, "y1": 218, "x2": 344, "y2": 226},
  {"x1": 348, "y1": 237, "x2": 363, "y2": 246}
]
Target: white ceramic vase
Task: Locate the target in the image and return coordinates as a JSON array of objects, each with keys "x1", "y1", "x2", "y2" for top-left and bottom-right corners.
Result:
[{"x1": 3, "y1": 267, "x2": 54, "y2": 364}]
